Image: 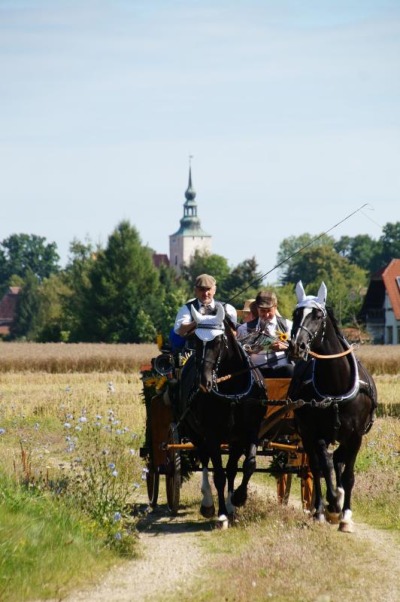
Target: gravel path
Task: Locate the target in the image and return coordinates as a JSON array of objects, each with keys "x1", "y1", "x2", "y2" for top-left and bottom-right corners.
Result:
[{"x1": 59, "y1": 478, "x2": 400, "y2": 602}]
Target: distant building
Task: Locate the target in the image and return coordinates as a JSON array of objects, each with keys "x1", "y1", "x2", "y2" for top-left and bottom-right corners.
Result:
[
  {"x1": 359, "y1": 258, "x2": 400, "y2": 344},
  {"x1": 169, "y1": 164, "x2": 212, "y2": 274},
  {"x1": 0, "y1": 286, "x2": 21, "y2": 336}
]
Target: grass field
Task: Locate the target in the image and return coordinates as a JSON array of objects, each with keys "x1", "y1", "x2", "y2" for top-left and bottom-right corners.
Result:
[{"x1": 0, "y1": 342, "x2": 399, "y2": 601}]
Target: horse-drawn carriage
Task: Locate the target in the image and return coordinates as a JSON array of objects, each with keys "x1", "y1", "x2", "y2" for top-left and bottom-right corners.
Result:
[{"x1": 139, "y1": 282, "x2": 377, "y2": 532}]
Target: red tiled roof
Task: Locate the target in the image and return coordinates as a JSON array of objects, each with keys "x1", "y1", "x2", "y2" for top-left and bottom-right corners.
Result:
[
  {"x1": 381, "y1": 259, "x2": 400, "y2": 320},
  {"x1": 152, "y1": 253, "x2": 169, "y2": 268},
  {"x1": 0, "y1": 287, "x2": 21, "y2": 324}
]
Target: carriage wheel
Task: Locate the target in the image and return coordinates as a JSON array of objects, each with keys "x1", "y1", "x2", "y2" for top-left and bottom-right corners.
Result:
[
  {"x1": 165, "y1": 423, "x2": 181, "y2": 515},
  {"x1": 146, "y1": 464, "x2": 160, "y2": 507},
  {"x1": 300, "y1": 469, "x2": 315, "y2": 513},
  {"x1": 277, "y1": 473, "x2": 292, "y2": 505}
]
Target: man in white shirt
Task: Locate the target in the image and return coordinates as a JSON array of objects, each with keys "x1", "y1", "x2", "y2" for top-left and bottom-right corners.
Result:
[
  {"x1": 174, "y1": 273, "x2": 237, "y2": 347},
  {"x1": 237, "y1": 290, "x2": 294, "y2": 378}
]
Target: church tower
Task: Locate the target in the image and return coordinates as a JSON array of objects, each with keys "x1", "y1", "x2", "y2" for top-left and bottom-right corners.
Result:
[{"x1": 169, "y1": 162, "x2": 212, "y2": 273}]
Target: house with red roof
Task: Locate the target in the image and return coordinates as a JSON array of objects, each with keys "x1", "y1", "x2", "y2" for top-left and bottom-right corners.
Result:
[
  {"x1": 359, "y1": 259, "x2": 400, "y2": 344},
  {"x1": 0, "y1": 286, "x2": 21, "y2": 337}
]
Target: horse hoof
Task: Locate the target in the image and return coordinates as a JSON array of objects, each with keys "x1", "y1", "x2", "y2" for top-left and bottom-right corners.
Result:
[
  {"x1": 339, "y1": 520, "x2": 355, "y2": 533},
  {"x1": 326, "y1": 511, "x2": 341, "y2": 525},
  {"x1": 216, "y1": 514, "x2": 229, "y2": 529},
  {"x1": 200, "y1": 504, "x2": 215, "y2": 519},
  {"x1": 339, "y1": 509, "x2": 354, "y2": 533},
  {"x1": 231, "y1": 489, "x2": 247, "y2": 508}
]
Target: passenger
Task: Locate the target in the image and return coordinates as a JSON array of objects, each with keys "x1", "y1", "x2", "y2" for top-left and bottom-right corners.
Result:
[
  {"x1": 174, "y1": 273, "x2": 237, "y2": 348},
  {"x1": 238, "y1": 298, "x2": 258, "y2": 324},
  {"x1": 237, "y1": 290, "x2": 294, "y2": 378}
]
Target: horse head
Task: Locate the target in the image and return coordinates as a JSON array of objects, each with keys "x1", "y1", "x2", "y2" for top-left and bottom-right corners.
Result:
[
  {"x1": 190, "y1": 302, "x2": 226, "y2": 392},
  {"x1": 290, "y1": 281, "x2": 328, "y2": 360}
]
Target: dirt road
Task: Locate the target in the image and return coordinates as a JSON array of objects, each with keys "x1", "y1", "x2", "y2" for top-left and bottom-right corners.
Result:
[{"x1": 60, "y1": 477, "x2": 400, "y2": 602}]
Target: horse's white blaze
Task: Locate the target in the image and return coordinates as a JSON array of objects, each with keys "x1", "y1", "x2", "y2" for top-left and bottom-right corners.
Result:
[
  {"x1": 292, "y1": 306, "x2": 313, "y2": 345},
  {"x1": 200, "y1": 468, "x2": 214, "y2": 508}
]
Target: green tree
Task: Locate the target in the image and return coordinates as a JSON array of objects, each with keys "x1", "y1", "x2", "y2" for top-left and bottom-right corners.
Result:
[
  {"x1": 379, "y1": 222, "x2": 400, "y2": 266},
  {"x1": 181, "y1": 250, "x2": 231, "y2": 291},
  {"x1": 223, "y1": 257, "x2": 264, "y2": 304},
  {"x1": 60, "y1": 238, "x2": 98, "y2": 342},
  {"x1": 286, "y1": 246, "x2": 367, "y2": 325},
  {"x1": 277, "y1": 233, "x2": 335, "y2": 284},
  {"x1": 335, "y1": 234, "x2": 383, "y2": 274},
  {"x1": 82, "y1": 221, "x2": 160, "y2": 343},
  {"x1": 0, "y1": 234, "x2": 60, "y2": 290}
]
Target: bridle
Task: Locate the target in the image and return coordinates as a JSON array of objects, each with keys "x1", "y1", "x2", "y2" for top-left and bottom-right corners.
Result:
[{"x1": 294, "y1": 308, "x2": 355, "y2": 360}]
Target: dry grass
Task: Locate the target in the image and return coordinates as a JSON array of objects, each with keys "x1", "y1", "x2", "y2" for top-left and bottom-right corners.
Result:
[
  {"x1": 355, "y1": 344, "x2": 400, "y2": 375},
  {"x1": 0, "y1": 342, "x2": 158, "y2": 373}
]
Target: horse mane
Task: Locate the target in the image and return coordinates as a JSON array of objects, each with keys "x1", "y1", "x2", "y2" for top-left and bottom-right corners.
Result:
[{"x1": 325, "y1": 305, "x2": 348, "y2": 345}]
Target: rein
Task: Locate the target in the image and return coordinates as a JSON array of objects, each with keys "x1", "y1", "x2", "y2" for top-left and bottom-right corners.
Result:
[{"x1": 308, "y1": 345, "x2": 355, "y2": 360}]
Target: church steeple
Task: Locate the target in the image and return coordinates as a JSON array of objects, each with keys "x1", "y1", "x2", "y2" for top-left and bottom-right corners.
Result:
[
  {"x1": 185, "y1": 163, "x2": 196, "y2": 201},
  {"x1": 169, "y1": 158, "x2": 212, "y2": 273}
]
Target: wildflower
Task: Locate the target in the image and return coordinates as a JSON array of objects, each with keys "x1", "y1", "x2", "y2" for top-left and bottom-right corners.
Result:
[
  {"x1": 108, "y1": 382, "x2": 115, "y2": 393},
  {"x1": 112, "y1": 470, "x2": 118, "y2": 477},
  {"x1": 129, "y1": 449, "x2": 136, "y2": 456},
  {"x1": 0, "y1": 428, "x2": 6, "y2": 435},
  {"x1": 108, "y1": 462, "x2": 116, "y2": 469},
  {"x1": 115, "y1": 532, "x2": 122, "y2": 540},
  {"x1": 113, "y1": 512, "x2": 122, "y2": 522},
  {"x1": 142, "y1": 467, "x2": 149, "y2": 480},
  {"x1": 133, "y1": 482, "x2": 140, "y2": 489},
  {"x1": 78, "y1": 416, "x2": 88, "y2": 423},
  {"x1": 64, "y1": 422, "x2": 72, "y2": 429}
]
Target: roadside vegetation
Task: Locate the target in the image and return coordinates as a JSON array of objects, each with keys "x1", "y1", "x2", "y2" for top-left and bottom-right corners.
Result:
[{"x1": 0, "y1": 343, "x2": 399, "y2": 601}]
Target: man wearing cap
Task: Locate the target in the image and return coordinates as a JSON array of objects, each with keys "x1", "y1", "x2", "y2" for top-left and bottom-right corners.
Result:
[
  {"x1": 174, "y1": 274, "x2": 237, "y2": 345},
  {"x1": 237, "y1": 290, "x2": 294, "y2": 378}
]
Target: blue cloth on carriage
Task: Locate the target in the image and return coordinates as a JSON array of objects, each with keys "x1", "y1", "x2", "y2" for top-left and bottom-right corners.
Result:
[{"x1": 169, "y1": 328, "x2": 186, "y2": 353}]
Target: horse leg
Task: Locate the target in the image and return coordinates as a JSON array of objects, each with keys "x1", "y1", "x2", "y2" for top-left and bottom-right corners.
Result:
[
  {"x1": 209, "y1": 442, "x2": 229, "y2": 528},
  {"x1": 197, "y1": 447, "x2": 215, "y2": 518},
  {"x1": 334, "y1": 438, "x2": 361, "y2": 533},
  {"x1": 230, "y1": 442, "x2": 257, "y2": 508},
  {"x1": 303, "y1": 443, "x2": 325, "y2": 522},
  {"x1": 225, "y1": 443, "x2": 242, "y2": 517},
  {"x1": 315, "y1": 438, "x2": 342, "y2": 523}
]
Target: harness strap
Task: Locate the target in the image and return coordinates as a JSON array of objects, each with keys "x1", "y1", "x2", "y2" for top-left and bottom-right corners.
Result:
[{"x1": 308, "y1": 345, "x2": 355, "y2": 359}]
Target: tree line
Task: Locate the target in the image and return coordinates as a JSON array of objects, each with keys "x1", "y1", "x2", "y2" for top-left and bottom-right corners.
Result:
[{"x1": 1, "y1": 221, "x2": 399, "y2": 343}]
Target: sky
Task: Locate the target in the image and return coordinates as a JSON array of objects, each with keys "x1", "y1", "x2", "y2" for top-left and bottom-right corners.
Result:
[{"x1": 1, "y1": 0, "x2": 399, "y2": 283}]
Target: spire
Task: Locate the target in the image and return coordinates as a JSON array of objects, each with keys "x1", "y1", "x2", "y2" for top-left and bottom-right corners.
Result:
[{"x1": 185, "y1": 155, "x2": 196, "y2": 201}]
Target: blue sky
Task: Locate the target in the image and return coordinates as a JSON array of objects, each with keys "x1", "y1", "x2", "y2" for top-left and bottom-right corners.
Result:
[{"x1": 0, "y1": 0, "x2": 399, "y2": 282}]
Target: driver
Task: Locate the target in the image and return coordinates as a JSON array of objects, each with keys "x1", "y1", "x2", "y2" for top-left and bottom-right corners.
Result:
[{"x1": 174, "y1": 273, "x2": 237, "y2": 349}]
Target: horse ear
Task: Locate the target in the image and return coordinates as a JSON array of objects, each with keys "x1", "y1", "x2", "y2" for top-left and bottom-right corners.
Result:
[
  {"x1": 215, "y1": 302, "x2": 225, "y2": 322},
  {"x1": 191, "y1": 304, "x2": 202, "y2": 322},
  {"x1": 317, "y1": 282, "x2": 327, "y2": 305},
  {"x1": 295, "y1": 280, "x2": 306, "y2": 303}
]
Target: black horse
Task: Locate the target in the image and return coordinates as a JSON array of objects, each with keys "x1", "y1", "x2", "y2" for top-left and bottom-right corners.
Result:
[
  {"x1": 178, "y1": 302, "x2": 267, "y2": 527},
  {"x1": 288, "y1": 281, "x2": 377, "y2": 532}
]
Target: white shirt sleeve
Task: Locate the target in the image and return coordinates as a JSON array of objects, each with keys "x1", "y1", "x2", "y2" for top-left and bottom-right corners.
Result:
[{"x1": 173, "y1": 304, "x2": 192, "y2": 334}]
